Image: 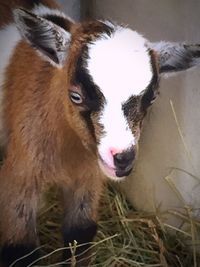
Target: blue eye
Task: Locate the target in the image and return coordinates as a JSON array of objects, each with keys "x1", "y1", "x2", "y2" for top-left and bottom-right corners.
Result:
[{"x1": 70, "y1": 92, "x2": 83, "y2": 104}]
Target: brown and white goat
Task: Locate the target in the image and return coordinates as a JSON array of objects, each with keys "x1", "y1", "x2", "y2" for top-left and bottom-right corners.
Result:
[{"x1": 0, "y1": 0, "x2": 200, "y2": 266}]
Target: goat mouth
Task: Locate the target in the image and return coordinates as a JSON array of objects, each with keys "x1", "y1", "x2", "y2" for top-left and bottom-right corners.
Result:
[
  {"x1": 115, "y1": 167, "x2": 133, "y2": 177},
  {"x1": 98, "y1": 156, "x2": 132, "y2": 180},
  {"x1": 98, "y1": 156, "x2": 116, "y2": 178}
]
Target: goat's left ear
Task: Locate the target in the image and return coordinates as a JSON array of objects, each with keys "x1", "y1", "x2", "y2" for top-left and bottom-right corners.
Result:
[
  {"x1": 150, "y1": 42, "x2": 200, "y2": 74},
  {"x1": 13, "y1": 8, "x2": 71, "y2": 67}
]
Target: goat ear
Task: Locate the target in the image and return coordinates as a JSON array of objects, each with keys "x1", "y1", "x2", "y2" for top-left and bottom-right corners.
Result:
[
  {"x1": 150, "y1": 42, "x2": 200, "y2": 74},
  {"x1": 13, "y1": 8, "x2": 71, "y2": 67}
]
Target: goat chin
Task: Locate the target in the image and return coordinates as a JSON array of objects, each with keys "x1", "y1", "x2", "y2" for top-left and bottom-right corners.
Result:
[{"x1": 98, "y1": 159, "x2": 125, "y2": 181}]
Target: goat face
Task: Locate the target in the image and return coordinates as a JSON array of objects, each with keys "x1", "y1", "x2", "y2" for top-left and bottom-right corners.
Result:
[
  {"x1": 66, "y1": 23, "x2": 159, "y2": 180},
  {"x1": 14, "y1": 9, "x2": 159, "y2": 180},
  {"x1": 15, "y1": 8, "x2": 200, "y2": 180}
]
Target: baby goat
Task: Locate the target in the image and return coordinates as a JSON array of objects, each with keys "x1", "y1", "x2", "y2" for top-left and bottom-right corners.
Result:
[{"x1": 0, "y1": 0, "x2": 200, "y2": 266}]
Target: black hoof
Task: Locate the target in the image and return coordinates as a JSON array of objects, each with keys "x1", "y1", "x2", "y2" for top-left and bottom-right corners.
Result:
[{"x1": 0, "y1": 244, "x2": 40, "y2": 267}]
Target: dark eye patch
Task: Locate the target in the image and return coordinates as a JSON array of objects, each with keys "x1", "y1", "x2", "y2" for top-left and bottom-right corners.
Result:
[
  {"x1": 122, "y1": 78, "x2": 159, "y2": 123},
  {"x1": 123, "y1": 49, "x2": 159, "y2": 119},
  {"x1": 140, "y1": 49, "x2": 160, "y2": 111},
  {"x1": 71, "y1": 51, "x2": 106, "y2": 140},
  {"x1": 122, "y1": 96, "x2": 140, "y2": 119},
  {"x1": 73, "y1": 53, "x2": 105, "y2": 112},
  {"x1": 122, "y1": 96, "x2": 144, "y2": 130},
  {"x1": 140, "y1": 74, "x2": 159, "y2": 111}
]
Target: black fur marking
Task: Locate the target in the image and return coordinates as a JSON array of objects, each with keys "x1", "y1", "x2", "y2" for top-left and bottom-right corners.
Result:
[
  {"x1": 0, "y1": 244, "x2": 39, "y2": 267},
  {"x1": 74, "y1": 53, "x2": 105, "y2": 113},
  {"x1": 62, "y1": 221, "x2": 97, "y2": 264},
  {"x1": 122, "y1": 96, "x2": 141, "y2": 120},
  {"x1": 72, "y1": 50, "x2": 105, "y2": 139},
  {"x1": 122, "y1": 96, "x2": 145, "y2": 132},
  {"x1": 72, "y1": 20, "x2": 114, "y2": 112},
  {"x1": 122, "y1": 50, "x2": 159, "y2": 126},
  {"x1": 44, "y1": 14, "x2": 71, "y2": 32},
  {"x1": 141, "y1": 50, "x2": 159, "y2": 111}
]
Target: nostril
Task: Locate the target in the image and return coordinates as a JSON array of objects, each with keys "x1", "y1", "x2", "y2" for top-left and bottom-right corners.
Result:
[
  {"x1": 114, "y1": 154, "x2": 126, "y2": 170},
  {"x1": 113, "y1": 150, "x2": 135, "y2": 170}
]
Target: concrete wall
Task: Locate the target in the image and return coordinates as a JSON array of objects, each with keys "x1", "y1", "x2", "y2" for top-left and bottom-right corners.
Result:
[
  {"x1": 57, "y1": 0, "x2": 81, "y2": 21},
  {"x1": 85, "y1": 1, "x2": 200, "y2": 227}
]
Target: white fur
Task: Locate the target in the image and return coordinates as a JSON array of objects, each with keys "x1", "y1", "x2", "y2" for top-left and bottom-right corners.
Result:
[
  {"x1": 87, "y1": 26, "x2": 153, "y2": 176},
  {"x1": 87, "y1": 27, "x2": 152, "y2": 97},
  {"x1": 98, "y1": 101, "x2": 135, "y2": 164},
  {"x1": 0, "y1": 24, "x2": 21, "y2": 145}
]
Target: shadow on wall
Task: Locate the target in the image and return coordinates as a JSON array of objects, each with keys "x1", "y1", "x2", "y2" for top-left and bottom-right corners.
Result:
[{"x1": 84, "y1": 0, "x2": 200, "y2": 228}]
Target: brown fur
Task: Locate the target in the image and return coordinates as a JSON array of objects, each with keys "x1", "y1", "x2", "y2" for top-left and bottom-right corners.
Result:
[
  {"x1": 0, "y1": 39, "x2": 104, "y2": 232},
  {"x1": 0, "y1": 1, "x2": 105, "y2": 266}
]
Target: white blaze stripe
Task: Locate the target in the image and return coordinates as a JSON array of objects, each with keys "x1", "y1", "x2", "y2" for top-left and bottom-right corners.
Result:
[
  {"x1": 98, "y1": 100, "x2": 135, "y2": 168},
  {"x1": 87, "y1": 26, "x2": 153, "y2": 167}
]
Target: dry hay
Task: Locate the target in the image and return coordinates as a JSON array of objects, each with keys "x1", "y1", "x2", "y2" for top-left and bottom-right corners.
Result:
[{"x1": 22, "y1": 184, "x2": 200, "y2": 267}]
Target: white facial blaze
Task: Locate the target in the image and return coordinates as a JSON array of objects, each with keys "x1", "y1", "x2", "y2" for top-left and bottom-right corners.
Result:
[
  {"x1": 87, "y1": 25, "x2": 153, "y2": 177},
  {"x1": 98, "y1": 100, "x2": 135, "y2": 169},
  {"x1": 87, "y1": 27, "x2": 152, "y2": 95}
]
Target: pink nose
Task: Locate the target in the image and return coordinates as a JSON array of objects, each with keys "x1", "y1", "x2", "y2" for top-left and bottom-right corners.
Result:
[{"x1": 109, "y1": 147, "x2": 123, "y2": 157}]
